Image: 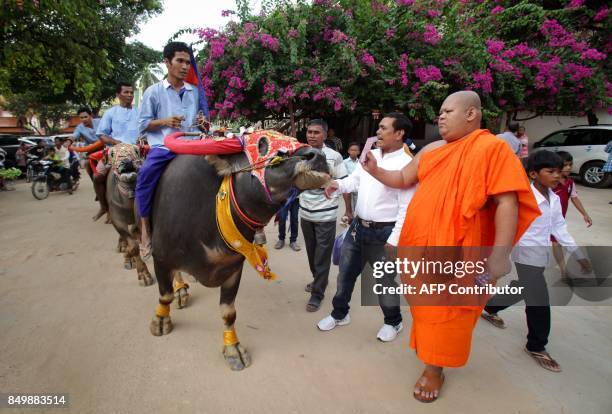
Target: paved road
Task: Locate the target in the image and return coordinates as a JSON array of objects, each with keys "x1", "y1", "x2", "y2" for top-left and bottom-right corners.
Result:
[{"x1": 0, "y1": 179, "x2": 611, "y2": 413}]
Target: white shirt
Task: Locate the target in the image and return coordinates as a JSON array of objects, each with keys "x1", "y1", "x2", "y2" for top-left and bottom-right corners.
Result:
[
  {"x1": 299, "y1": 146, "x2": 348, "y2": 222},
  {"x1": 512, "y1": 183, "x2": 584, "y2": 267},
  {"x1": 337, "y1": 147, "x2": 415, "y2": 246},
  {"x1": 56, "y1": 146, "x2": 70, "y2": 169}
]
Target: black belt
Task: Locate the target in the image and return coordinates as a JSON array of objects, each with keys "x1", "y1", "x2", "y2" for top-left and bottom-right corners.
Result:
[{"x1": 357, "y1": 217, "x2": 395, "y2": 229}]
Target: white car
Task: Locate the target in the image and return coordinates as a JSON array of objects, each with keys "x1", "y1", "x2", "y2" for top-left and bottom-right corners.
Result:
[
  {"x1": 532, "y1": 125, "x2": 612, "y2": 188},
  {"x1": 19, "y1": 136, "x2": 54, "y2": 149}
]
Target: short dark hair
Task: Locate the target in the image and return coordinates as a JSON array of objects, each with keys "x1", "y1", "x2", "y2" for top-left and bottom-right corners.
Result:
[
  {"x1": 556, "y1": 151, "x2": 573, "y2": 164},
  {"x1": 347, "y1": 142, "x2": 360, "y2": 150},
  {"x1": 163, "y1": 41, "x2": 191, "y2": 61},
  {"x1": 384, "y1": 112, "x2": 413, "y2": 138},
  {"x1": 77, "y1": 106, "x2": 92, "y2": 115},
  {"x1": 116, "y1": 81, "x2": 133, "y2": 94},
  {"x1": 308, "y1": 119, "x2": 329, "y2": 133},
  {"x1": 507, "y1": 122, "x2": 519, "y2": 133},
  {"x1": 527, "y1": 150, "x2": 563, "y2": 173}
]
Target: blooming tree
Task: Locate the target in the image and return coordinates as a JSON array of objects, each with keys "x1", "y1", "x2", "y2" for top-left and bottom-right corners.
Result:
[{"x1": 193, "y1": 0, "x2": 610, "y2": 124}]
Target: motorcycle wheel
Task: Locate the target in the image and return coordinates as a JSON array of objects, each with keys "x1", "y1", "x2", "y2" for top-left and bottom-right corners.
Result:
[
  {"x1": 32, "y1": 181, "x2": 50, "y2": 200},
  {"x1": 26, "y1": 166, "x2": 33, "y2": 183}
]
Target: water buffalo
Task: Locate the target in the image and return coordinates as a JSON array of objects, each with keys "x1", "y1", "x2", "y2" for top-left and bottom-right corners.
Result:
[
  {"x1": 149, "y1": 132, "x2": 329, "y2": 370},
  {"x1": 106, "y1": 144, "x2": 190, "y2": 306}
]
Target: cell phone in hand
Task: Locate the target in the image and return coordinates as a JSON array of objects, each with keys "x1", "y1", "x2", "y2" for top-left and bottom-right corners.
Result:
[{"x1": 359, "y1": 136, "x2": 378, "y2": 164}]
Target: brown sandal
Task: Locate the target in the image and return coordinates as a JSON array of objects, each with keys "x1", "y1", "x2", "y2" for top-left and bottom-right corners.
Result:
[
  {"x1": 413, "y1": 371, "x2": 445, "y2": 403},
  {"x1": 525, "y1": 348, "x2": 562, "y2": 372},
  {"x1": 481, "y1": 312, "x2": 506, "y2": 329}
]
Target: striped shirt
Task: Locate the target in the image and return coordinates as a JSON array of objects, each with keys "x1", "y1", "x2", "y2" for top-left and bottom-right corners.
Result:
[{"x1": 299, "y1": 146, "x2": 348, "y2": 222}]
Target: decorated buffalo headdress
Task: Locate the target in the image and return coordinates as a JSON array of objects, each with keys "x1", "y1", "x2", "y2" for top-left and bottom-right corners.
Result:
[{"x1": 240, "y1": 130, "x2": 306, "y2": 190}]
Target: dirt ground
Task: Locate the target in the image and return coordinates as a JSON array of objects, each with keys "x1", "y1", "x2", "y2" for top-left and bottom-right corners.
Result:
[{"x1": 1, "y1": 178, "x2": 611, "y2": 414}]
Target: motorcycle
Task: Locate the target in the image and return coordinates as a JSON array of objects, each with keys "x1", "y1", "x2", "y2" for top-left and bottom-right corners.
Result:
[
  {"x1": 30, "y1": 158, "x2": 76, "y2": 200},
  {"x1": 25, "y1": 153, "x2": 39, "y2": 183},
  {"x1": 0, "y1": 147, "x2": 6, "y2": 169}
]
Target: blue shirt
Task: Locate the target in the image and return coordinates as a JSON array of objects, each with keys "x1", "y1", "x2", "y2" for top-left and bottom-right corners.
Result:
[
  {"x1": 138, "y1": 80, "x2": 200, "y2": 149},
  {"x1": 74, "y1": 118, "x2": 101, "y2": 144},
  {"x1": 96, "y1": 105, "x2": 140, "y2": 145},
  {"x1": 343, "y1": 157, "x2": 359, "y2": 176}
]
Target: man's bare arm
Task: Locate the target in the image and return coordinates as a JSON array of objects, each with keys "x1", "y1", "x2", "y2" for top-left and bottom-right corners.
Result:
[
  {"x1": 361, "y1": 140, "x2": 445, "y2": 189},
  {"x1": 146, "y1": 116, "x2": 184, "y2": 132},
  {"x1": 342, "y1": 193, "x2": 353, "y2": 221},
  {"x1": 488, "y1": 192, "x2": 518, "y2": 279},
  {"x1": 100, "y1": 134, "x2": 120, "y2": 145}
]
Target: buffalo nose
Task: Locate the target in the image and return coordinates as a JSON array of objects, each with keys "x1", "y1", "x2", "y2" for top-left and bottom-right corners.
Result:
[{"x1": 302, "y1": 147, "x2": 329, "y2": 174}]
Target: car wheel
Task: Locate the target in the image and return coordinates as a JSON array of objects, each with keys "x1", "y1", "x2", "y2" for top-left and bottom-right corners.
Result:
[{"x1": 579, "y1": 161, "x2": 611, "y2": 188}]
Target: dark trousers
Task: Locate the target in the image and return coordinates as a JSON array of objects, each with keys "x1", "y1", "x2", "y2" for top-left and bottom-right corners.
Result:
[
  {"x1": 300, "y1": 218, "x2": 336, "y2": 300},
  {"x1": 50, "y1": 165, "x2": 71, "y2": 185},
  {"x1": 331, "y1": 220, "x2": 402, "y2": 326},
  {"x1": 485, "y1": 262, "x2": 550, "y2": 352},
  {"x1": 278, "y1": 199, "x2": 299, "y2": 243}
]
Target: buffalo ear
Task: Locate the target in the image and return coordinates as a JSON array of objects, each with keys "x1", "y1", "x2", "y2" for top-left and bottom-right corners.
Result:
[
  {"x1": 205, "y1": 153, "x2": 248, "y2": 176},
  {"x1": 205, "y1": 155, "x2": 233, "y2": 176}
]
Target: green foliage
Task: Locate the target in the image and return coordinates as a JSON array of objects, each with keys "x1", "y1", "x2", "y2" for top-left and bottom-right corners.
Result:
[
  {"x1": 194, "y1": 0, "x2": 609, "y2": 123},
  {"x1": 0, "y1": 168, "x2": 23, "y2": 180},
  {"x1": 0, "y1": 0, "x2": 162, "y2": 109}
]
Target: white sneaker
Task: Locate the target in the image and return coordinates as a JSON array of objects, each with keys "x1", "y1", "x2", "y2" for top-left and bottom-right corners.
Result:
[
  {"x1": 376, "y1": 322, "x2": 403, "y2": 342},
  {"x1": 317, "y1": 314, "x2": 351, "y2": 331}
]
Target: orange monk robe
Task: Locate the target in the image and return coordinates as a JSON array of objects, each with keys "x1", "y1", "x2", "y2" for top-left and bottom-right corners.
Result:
[{"x1": 398, "y1": 129, "x2": 540, "y2": 368}]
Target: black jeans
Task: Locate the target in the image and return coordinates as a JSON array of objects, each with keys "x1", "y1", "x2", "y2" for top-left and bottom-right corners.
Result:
[
  {"x1": 331, "y1": 220, "x2": 402, "y2": 326},
  {"x1": 278, "y1": 198, "x2": 299, "y2": 243},
  {"x1": 300, "y1": 218, "x2": 336, "y2": 300},
  {"x1": 485, "y1": 263, "x2": 550, "y2": 352}
]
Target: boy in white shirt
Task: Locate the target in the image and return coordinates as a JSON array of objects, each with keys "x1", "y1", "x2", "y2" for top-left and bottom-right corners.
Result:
[{"x1": 482, "y1": 150, "x2": 591, "y2": 372}]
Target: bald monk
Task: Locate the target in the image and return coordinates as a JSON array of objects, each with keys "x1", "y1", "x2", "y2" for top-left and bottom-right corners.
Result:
[{"x1": 363, "y1": 91, "x2": 540, "y2": 402}]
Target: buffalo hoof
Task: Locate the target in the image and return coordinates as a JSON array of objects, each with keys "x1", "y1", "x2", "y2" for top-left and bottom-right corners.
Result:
[
  {"x1": 150, "y1": 316, "x2": 173, "y2": 336},
  {"x1": 123, "y1": 257, "x2": 136, "y2": 270},
  {"x1": 223, "y1": 343, "x2": 251, "y2": 371},
  {"x1": 174, "y1": 287, "x2": 190, "y2": 309},
  {"x1": 116, "y1": 242, "x2": 127, "y2": 254},
  {"x1": 138, "y1": 272, "x2": 155, "y2": 287}
]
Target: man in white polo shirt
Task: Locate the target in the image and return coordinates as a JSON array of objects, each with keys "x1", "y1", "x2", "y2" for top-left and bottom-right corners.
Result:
[
  {"x1": 300, "y1": 119, "x2": 350, "y2": 312},
  {"x1": 317, "y1": 112, "x2": 415, "y2": 342}
]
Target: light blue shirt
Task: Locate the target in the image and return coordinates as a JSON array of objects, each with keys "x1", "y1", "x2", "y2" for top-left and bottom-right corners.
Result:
[
  {"x1": 138, "y1": 80, "x2": 200, "y2": 149},
  {"x1": 343, "y1": 157, "x2": 359, "y2": 176},
  {"x1": 96, "y1": 105, "x2": 140, "y2": 145},
  {"x1": 74, "y1": 118, "x2": 101, "y2": 144},
  {"x1": 497, "y1": 131, "x2": 521, "y2": 155}
]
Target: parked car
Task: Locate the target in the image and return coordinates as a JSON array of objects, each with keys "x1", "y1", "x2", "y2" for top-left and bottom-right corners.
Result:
[
  {"x1": 532, "y1": 125, "x2": 612, "y2": 188},
  {"x1": 0, "y1": 134, "x2": 32, "y2": 167},
  {"x1": 19, "y1": 136, "x2": 54, "y2": 149},
  {"x1": 49, "y1": 133, "x2": 75, "y2": 142}
]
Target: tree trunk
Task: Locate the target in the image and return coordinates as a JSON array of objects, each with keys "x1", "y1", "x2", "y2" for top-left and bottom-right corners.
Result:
[
  {"x1": 289, "y1": 101, "x2": 296, "y2": 137},
  {"x1": 586, "y1": 110, "x2": 598, "y2": 126}
]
